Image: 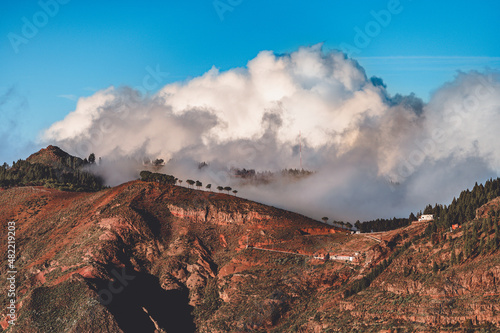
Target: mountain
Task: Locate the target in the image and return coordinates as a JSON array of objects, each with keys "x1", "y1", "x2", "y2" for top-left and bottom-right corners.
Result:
[
  {"x1": 0, "y1": 179, "x2": 342, "y2": 332},
  {"x1": 1, "y1": 146, "x2": 103, "y2": 192},
  {"x1": 0, "y1": 147, "x2": 499, "y2": 332},
  {"x1": 26, "y1": 145, "x2": 84, "y2": 171}
]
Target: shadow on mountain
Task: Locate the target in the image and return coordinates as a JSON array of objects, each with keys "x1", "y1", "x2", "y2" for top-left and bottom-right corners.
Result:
[
  {"x1": 130, "y1": 205, "x2": 163, "y2": 236},
  {"x1": 89, "y1": 268, "x2": 195, "y2": 333}
]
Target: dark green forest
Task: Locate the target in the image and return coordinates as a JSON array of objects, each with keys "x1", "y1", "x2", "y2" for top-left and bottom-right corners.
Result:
[
  {"x1": 357, "y1": 217, "x2": 412, "y2": 233},
  {"x1": 424, "y1": 178, "x2": 500, "y2": 230},
  {"x1": 422, "y1": 178, "x2": 500, "y2": 256},
  {"x1": 357, "y1": 178, "x2": 500, "y2": 233},
  {"x1": 0, "y1": 159, "x2": 104, "y2": 192},
  {"x1": 139, "y1": 170, "x2": 178, "y2": 185},
  {"x1": 344, "y1": 179, "x2": 500, "y2": 299}
]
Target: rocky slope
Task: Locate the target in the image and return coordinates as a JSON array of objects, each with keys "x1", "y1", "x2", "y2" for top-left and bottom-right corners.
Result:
[
  {"x1": 26, "y1": 145, "x2": 84, "y2": 171},
  {"x1": 0, "y1": 180, "x2": 343, "y2": 332},
  {"x1": 1, "y1": 148, "x2": 500, "y2": 332}
]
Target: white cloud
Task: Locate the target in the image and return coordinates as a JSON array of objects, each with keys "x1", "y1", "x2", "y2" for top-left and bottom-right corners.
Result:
[{"x1": 41, "y1": 46, "x2": 500, "y2": 221}]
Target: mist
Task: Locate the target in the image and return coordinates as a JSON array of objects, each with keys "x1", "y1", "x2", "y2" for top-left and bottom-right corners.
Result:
[{"x1": 41, "y1": 45, "x2": 500, "y2": 221}]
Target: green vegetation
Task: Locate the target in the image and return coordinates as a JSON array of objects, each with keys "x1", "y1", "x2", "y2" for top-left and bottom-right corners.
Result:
[
  {"x1": 357, "y1": 217, "x2": 411, "y2": 233},
  {"x1": 194, "y1": 278, "x2": 221, "y2": 322},
  {"x1": 232, "y1": 167, "x2": 314, "y2": 184},
  {"x1": 0, "y1": 159, "x2": 103, "y2": 191},
  {"x1": 139, "y1": 172, "x2": 240, "y2": 198},
  {"x1": 88, "y1": 153, "x2": 96, "y2": 164},
  {"x1": 458, "y1": 217, "x2": 500, "y2": 260},
  {"x1": 3, "y1": 165, "x2": 500, "y2": 331},
  {"x1": 280, "y1": 168, "x2": 314, "y2": 177},
  {"x1": 356, "y1": 178, "x2": 500, "y2": 235},
  {"x1": 19, "y1": 280, "x2": 101, "y2": 332},
  {"x1": 344, "y1": 241, "x2": 411, "y2": 298},
  {"x1": 425, "y1": 178, "x2": 500, "y2": 230},
  {"x1": 27, "y1": 146, "x2": 87, "y2": 171},
  {"x1": 139, "y1": 171, "x2": 241, "y2": 199},
  {"x1": 417, "y1": 178, "x2": 500, "y2": 261},
  {"x1": 139, "y1": 170, "x2": 177, "y2": 185}
]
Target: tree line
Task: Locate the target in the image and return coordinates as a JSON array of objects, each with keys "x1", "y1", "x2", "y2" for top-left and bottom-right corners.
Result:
[
  {"x1": 231, "y1": 167, "x2": 314, "y2": 185},
  {"x1": 420, "y1": 178, "x2": 500, "y2": 263},
  {"x1": 139, "y1": 171, "x2": 238, "y2": 196},
  {"x1": 319, "y1": 216, "x2": 412, "y2": 233},
  {"x1": 352, "y1": 178, "x2": 500, "y2": 233},
  {"x1": 424, "y1": 178, "x2": 500, "y2": 232},
  {"x1": 342, "y1": 179, "x2": 500, "y2": 299},
  {"x1": 356, "y1": 217, "x2": 412, "y2": 233},
  {"x1": 0, "y1": 158, "x2": 104, "y2": 192},
  {"x1": 139, "y1": 171, "x2": 177, "y2": 185}
]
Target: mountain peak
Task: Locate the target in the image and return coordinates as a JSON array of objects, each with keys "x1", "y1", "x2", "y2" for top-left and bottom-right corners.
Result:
[
  {"x1": 45, "y1": 144, "x2": 62, "y2": 151},
  {"x1": 27, "y1": 145, "x2": 83, "y2": 170}
]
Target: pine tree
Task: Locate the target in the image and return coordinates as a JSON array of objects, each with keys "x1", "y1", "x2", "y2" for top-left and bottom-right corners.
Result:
[{"x1": 409, "y1": 213, "x2": 417, "y2": 222}]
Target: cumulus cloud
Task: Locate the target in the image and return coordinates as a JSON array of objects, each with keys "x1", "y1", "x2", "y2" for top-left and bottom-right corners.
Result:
[{"x1": 41, "y1": 45, "x2": 500, "y2": 221}]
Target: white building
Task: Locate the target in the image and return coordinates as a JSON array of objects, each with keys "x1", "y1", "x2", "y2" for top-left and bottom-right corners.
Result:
[
  {"x1": 329, "y1": 255, "x2": 354, "y2": 262},
  {"x1": 418, "y1": 214, "x2": 434, "y2": 222}
]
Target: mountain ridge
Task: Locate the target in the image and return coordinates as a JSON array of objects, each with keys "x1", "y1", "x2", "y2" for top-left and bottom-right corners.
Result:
[
  {"x1": 0, "y1": 147, "x2": 499, "y2": 332},
  {"x1": 26, "y1": 145, "x2": 84, "y2": 171}
]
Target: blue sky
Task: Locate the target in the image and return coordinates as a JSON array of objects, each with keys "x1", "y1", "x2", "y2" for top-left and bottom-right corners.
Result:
[{"x1": 1, "y1": 0, "x2": 500, "y2": 163}]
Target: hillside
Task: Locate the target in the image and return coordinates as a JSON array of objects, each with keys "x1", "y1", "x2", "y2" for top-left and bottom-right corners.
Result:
[
  {"x1": 26, "y1": 145, "x2": 84, "y2": 171},
  {"x1": 0, "y1": 181, "x2": 343, "y2": 332},
  {"x1": 1, "y1": 148, "x2": 500, "y2": 332},
  {"x1": 0, "y1": 146, "x2": 103, "y2": 192},
  {"x1": 1, "y1": 179, "x2": 499, "y2": 332}
]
